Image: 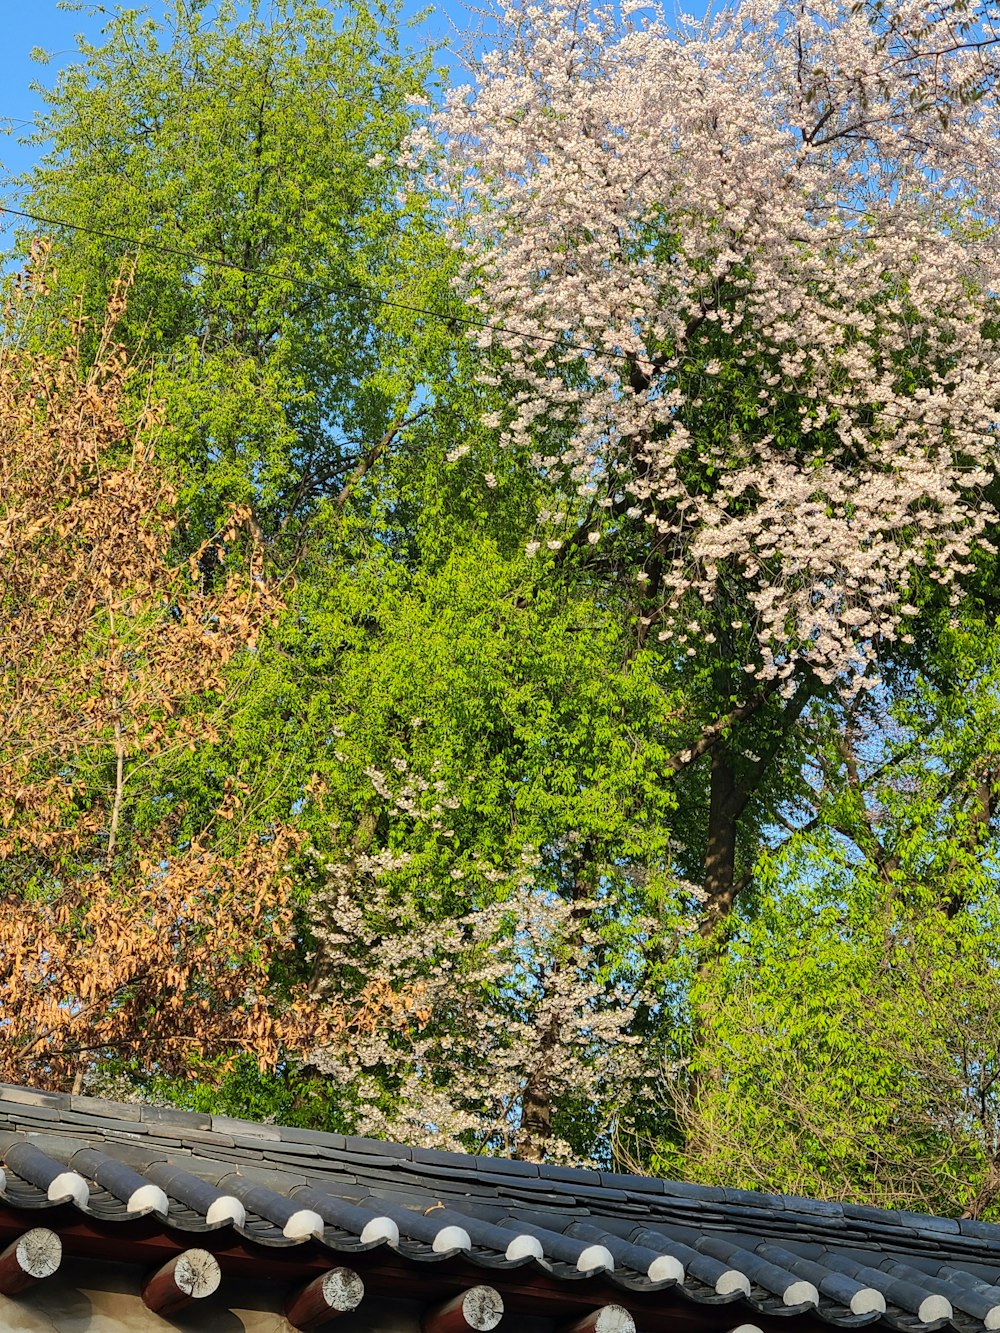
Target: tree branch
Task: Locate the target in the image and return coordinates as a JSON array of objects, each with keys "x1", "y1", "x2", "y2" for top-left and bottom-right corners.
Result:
[
  {"x1": 107, "y1": 716, "x2": 126, "y2": 870},
  {"x1": 334, "y1": 404, "x2": 426, "y2": 513},
  {"x1": 665, "y1": 677, "x2": 786, "y2": 774}
]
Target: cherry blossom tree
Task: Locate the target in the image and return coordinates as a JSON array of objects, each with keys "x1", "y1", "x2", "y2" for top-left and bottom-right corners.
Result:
[
  {"x1": 287, "y1": 540, "x2": 700, "y2": 1164},
  {"x1": 429, "y1": 0, "x2": 1000, "y2": 923}
]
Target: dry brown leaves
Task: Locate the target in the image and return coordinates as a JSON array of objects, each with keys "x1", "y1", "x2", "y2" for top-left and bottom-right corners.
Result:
[{"x1": 0, "y1": 245, "x2": 352, "y2": 1089}]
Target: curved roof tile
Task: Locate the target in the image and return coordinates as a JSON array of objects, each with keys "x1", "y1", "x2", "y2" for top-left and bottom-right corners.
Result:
[{"x1": 0, "y1": 1080, "x2": 998, "y2": 1333}]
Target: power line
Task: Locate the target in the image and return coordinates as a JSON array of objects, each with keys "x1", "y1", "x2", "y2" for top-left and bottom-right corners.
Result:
[
  {"x1": 0, "y1": 202, "x2": 994, "y2": 444},
  {"x1": 0, "y1": 203, "x2": 655, "y2": 369}
]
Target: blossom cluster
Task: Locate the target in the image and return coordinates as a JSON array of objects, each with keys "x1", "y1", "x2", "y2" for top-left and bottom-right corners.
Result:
[
  {"x1": 430, "y1": 0, "x2": 1000, "y2": 686},
  {"x1": 305, "y1": 757, "x2": 688, "y2": 1159}
]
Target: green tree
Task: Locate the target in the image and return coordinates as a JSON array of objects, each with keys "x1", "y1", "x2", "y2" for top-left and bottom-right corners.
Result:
[
  {"x1": 660, "y1": 622, "x2": 1000, "y2": 1213},
  {"x1": 14, "y1": 0, "x2": 454, "y2": 552},
  {"x1": 158, "y1": 420, "x2": 701, "y2": 1161}
]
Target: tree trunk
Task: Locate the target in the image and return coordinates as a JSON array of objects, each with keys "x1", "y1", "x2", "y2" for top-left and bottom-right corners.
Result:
[
  {"x1": 698, "y1": 675, "x2": 814, "y2": 936},
  {"x1": 519, "y1": 1015, "x2": 559, "y2": 1163},
  {"x1": 703, "y1": 742, "x2": 738, "y2": 910},
  {"x1": 699, "y1": 742, "x2": 747, "y2": 939}
]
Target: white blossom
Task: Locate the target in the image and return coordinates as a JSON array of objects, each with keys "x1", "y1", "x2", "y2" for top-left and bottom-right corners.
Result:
[{"x1": 425, "y1": 0, "x2": 1000, "y2": 690}]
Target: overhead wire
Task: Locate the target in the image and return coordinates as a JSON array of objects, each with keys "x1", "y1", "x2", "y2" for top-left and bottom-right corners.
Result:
[
  {"x1": 0, "y1": 203, "x2": 660, "y2": 370},
  {"x1": 0, "y1": 200, "x2": 995, "y2": 445}
]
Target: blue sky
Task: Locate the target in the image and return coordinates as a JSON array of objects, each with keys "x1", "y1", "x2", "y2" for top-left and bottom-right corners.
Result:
[
  {"x1": 0, "y1": 0, "x2": 480, "y2": 196},
  {"x1": 0, "y1": 0, "x2": 86, "y2": 184}
]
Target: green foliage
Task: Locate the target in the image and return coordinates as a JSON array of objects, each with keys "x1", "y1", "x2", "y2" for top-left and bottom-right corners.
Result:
[
  {"x1": 15, "y1": 0, "x2": 455, "y2": 548},
  {"x1": 659, "y1": 624, "x2": 1000, "y2": 1214},
  {"x1": 10, "y1": 0, "x2": 1000, "y2": 1186},
  {"x1": 210, "y1": 501, "x2": 698, "y2": 1160},
  {"x1": 111, "y1": 1056, "x2": 358, "y2": 1132},
  {"x1": 663, "y1": 887, "x2": 1000, "y2": 1217}
]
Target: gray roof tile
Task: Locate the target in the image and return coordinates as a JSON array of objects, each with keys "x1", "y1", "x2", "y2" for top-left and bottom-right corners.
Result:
[
  {"x1": 139, "y1": 1102, "x2": 212, "y2": 1131},
  {"x1": 211, "y1": 1115, "x2": 282, "y2": 1140},
  {"x1": 3, "y1": 1078, "x2": 1000, "y2": 1333}
]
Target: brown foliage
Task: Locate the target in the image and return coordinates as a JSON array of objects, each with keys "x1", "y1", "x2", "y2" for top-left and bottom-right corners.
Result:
[{"x1": 0, "y1": 245, "x2": 328, "y2": 1088}]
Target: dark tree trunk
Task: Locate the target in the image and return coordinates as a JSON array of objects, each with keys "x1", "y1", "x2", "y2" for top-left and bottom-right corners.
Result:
[
  {"x1": 517, "y1": 857, "x2": 594, "y2": 1163},
  {"x1": 703, "y1": 742, "x2": 738, "y2": 913},
  {"x1": 698, "y1": 741, "x2": 751, "y2": 940},
  {"x1": 698, "y1": 675, "x2": 815, "y2": 936},
  {"x1": 518, "y1": 1017, "x2": 559, "y2": 1163}
]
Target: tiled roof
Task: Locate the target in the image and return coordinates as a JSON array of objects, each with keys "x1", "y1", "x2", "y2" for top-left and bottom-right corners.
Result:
[{"x1": 2, "y1": 1082, "x2": 1000, "y2": 1331}]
